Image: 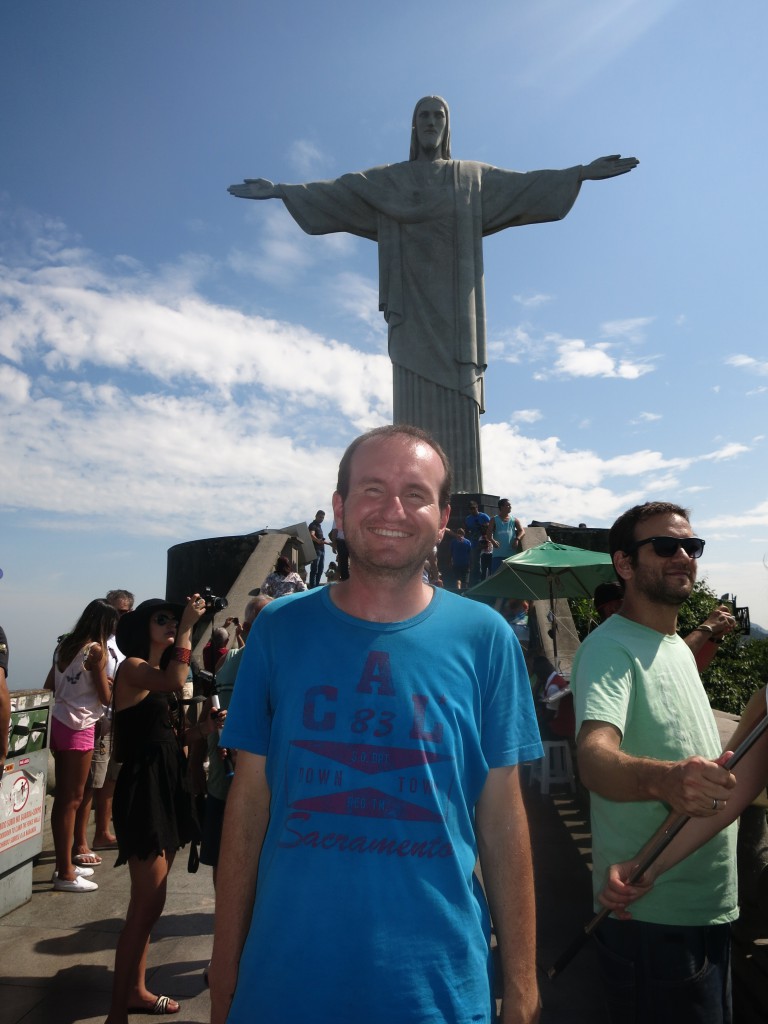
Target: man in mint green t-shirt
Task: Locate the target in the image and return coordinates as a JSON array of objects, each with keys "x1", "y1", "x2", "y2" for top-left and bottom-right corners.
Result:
[{"x1": 572, "y1": 501, "x2": 737, "y2": 1024}]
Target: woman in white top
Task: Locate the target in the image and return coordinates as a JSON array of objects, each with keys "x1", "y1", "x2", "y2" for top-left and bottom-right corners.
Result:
[
  {"x1": 44, "y1": 599, "x2": 117, "y2": 892},
  {"x1": 261, "y1": 556, "x2": 308, "y2": 598}
]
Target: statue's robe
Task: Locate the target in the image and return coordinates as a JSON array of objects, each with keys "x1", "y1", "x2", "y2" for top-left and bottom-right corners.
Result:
[{"x1": 279, "y1": 160, "x2": 582, "y2": 492}]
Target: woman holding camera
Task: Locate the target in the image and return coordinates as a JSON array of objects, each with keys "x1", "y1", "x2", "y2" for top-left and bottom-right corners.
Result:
[
  {"x1": 46, "y1": 599, "x2": 118, "y2": 892},
  {"x1": 105, "y1": 594, "x2": 216, "y2": 1022}
]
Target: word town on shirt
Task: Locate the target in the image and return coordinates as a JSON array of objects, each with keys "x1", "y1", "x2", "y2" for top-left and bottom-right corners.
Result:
[{"x1": 280, "y1": 651, "x2": 457, "y2": 859}]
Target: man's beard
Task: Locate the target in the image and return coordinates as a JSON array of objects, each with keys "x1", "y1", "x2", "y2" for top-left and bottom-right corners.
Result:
[
  {"x1": 634, "y1": 564, "x2": 694, "y2": 608},
  {"x1": 344, "y1": 535, "x2": 437, "y2": 586}
]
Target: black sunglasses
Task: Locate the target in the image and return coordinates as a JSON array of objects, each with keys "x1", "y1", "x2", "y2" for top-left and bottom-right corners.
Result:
[
  {"x1": 152, "y1": 613, "x2": 179, "y2": 626},
  {"x1": 628, "y1": 536, "x2": 705, "y2": 559}
]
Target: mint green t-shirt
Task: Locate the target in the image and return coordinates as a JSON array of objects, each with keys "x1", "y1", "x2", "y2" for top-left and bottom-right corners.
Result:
[{"x1": 572, "y1": 614, "x2": 737, "y2": 926}]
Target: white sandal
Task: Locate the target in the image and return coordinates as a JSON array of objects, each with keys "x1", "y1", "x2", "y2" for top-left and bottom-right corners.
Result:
[{"x1": 51, "y1": 865, "x2": 94, "y2": 880}]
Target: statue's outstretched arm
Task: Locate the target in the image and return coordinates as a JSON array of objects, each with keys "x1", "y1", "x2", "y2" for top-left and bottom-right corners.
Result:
[
  {"x1": 227, "y1": 178, "x2": 282, "y2": 199},
  {"x1": 580, "y1": 155, "x2": 639, "y2": 181}
]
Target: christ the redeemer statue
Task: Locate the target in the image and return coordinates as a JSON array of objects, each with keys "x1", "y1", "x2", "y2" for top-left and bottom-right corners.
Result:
[{"x1": 229, "y1": 96, "x2": 638, "y2": 493}]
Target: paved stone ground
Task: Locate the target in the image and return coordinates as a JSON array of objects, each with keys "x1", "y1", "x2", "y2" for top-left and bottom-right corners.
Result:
[
  {"x1": 8, "y1": 771, "x2": 766, "y2": 1023},
  {"x1": 0, "y1": 796, "x2": 215, "y2": 1024},
  {"x1": 0, "y1": 780, "x2": 610, "y2": 1024}
]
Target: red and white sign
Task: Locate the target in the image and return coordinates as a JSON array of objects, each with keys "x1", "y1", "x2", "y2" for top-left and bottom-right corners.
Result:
[{"x1": 0, "y1": 768, "x2": 45, "y2": 853}]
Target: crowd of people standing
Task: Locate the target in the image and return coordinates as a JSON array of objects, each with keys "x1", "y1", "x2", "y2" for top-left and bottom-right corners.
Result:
[{"x1": 4, "y1": 424, "x2": 765, "y2": 1024}]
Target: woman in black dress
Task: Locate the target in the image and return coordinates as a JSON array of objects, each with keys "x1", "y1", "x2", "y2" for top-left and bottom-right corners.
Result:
[{"x1": 105, "y1": 594, "x2": 215, "y2": 1021}]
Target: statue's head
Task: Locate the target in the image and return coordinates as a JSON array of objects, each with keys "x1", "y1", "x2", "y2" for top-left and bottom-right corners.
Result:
[{"x1": 409, "y1": 95, "x2": 451, "y2": 161}]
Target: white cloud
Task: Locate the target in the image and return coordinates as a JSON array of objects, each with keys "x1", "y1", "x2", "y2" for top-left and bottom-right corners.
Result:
[
  {"x1": 514, "y1": 0, "x2": 680, "y2": 95},
  {"x1": 632, "y1": 411, "x2": 662, "y2": 423},
  {"x1": 480, "y1": 421, "x2": 751, "y2": 527},
  {"x1": 0, "y1": 227, "x2": 392, "y2": 535},
  {"x1": 703, "y1": 500, "x2": 768, "y2": 531},
  {"x1": 0, "y1": 362, "x2": 30, "y2": 403},
  {"x1": 227, "y1": 204, "x2": 357, "y2": 285},
  {"x1": 331, "y1": 272, "x2": 387, "y2": 343},
  {"x1": 510, "y1": 408, "x2": 543, "y2": 424},
  {"x1": 0, "y1": 205, "x2": 755, "y2": 565},
  {"x1": 228, "y1": 205, "x2": 313, "y2": 283},
  {"x1": 601, "y1": 316, "x2": 654, "y2": 342},
  {"x1": 487, "y1": 326, "x2": 532, "y2": 364},
  {"x1": 701, "y1": 442, "x2": 751, "y2": 462},
  {"x1": 288, "y1": 139, "x2": 329, "y2": 178},
  {"x1": 513, "y1": 293, "x2": 552, "y2": 309},
  {"x1": 726, "y1": 354, "x2": 768, "y2": 376},
  {"x1": 551, "y1": 338, "x2": 652, "y2": 379}
]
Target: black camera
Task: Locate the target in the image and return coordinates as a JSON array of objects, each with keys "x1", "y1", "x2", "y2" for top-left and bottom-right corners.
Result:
[{"x1": 203, "y1": 587, "x2": 228, "y2": 613}]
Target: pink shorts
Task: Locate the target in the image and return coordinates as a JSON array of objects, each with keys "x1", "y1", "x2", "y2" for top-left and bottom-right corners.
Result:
[{"x1": 50, "y1": 717, "x2": 95, "y2": 753}]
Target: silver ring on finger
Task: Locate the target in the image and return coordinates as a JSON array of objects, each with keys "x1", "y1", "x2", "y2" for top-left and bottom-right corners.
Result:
[{"x1": 712, "y1": 798, "x2": 718, "y2": 811}]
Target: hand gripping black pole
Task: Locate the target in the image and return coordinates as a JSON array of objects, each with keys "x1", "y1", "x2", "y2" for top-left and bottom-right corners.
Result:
[{"x1": 546, "y1": 710, "x2": 768, "y2": 980}]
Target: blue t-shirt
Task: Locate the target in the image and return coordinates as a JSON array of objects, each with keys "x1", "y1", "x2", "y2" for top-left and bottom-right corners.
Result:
[
  {"x1": 450, "y1": 536, "x2": 472, "y2": 568},
  {"x1": 222, "y1": 586, "x2": 541, "y2": 1024},
  {"x1": 465, "y1": 511, "x2": 491, "y2": 545}
]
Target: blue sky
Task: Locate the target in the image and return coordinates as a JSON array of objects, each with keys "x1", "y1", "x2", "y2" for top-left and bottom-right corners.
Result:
[{"x1": 2, "y1": 0, "x2": 767, "y2": 688}]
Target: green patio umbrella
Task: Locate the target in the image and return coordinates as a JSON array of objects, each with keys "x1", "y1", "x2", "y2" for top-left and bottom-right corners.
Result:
[{"x1": 466, "y1": 541, "x2": 618, "y2": 658}]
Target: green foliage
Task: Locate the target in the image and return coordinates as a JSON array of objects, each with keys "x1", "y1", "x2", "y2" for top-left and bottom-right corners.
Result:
[
  {"x1": 569, "y1": 596, "x2": 599, "y2": 642},
  {"x1": 568, "y1": 581, "x2": 768, "y2": 715},
  {"x1": 680, "y1": 580, "x2": 768, "y2": 714}
]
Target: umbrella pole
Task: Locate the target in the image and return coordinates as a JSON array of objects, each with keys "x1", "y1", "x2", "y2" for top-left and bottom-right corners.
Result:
[
  {"x1": 549, "y1": 580, "x2": 558, "y2": 662},
  {"x1": 546, "y1": 709, "x2": 768, "y2": 980}
]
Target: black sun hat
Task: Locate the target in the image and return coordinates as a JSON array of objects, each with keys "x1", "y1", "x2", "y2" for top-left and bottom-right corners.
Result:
[{"x1": 116, "y1": 598, "x2": 185, "y2": 658}]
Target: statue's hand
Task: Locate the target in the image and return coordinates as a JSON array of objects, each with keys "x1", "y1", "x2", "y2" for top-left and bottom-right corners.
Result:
[
  {"x1": 227, "y1": 178, "x2": 278, "y2": 199},
  {"x1": 581, "y1": 155, "x2": 639, "y2": 181}
]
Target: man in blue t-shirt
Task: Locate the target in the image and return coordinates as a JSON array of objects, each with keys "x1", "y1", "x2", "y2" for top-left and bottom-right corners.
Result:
[{"x1": 210, "y1": 425, "x2": 542, "y2": 1024}]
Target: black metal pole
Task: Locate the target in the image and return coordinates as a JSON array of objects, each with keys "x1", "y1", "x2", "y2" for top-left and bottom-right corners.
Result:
[{"x1": 546, "y1": 709, "x2": 768, "y2": 980}]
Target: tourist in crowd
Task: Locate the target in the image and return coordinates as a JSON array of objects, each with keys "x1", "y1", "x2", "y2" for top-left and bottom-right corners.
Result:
[
  {"x1": 210, "y1": 425, "x2": 542, "y2": 1024},
  {"x1": 105, "y1": 594, "x2": 216, "y2": 1021},
  {"x1": 45, "y1": 599, "x2": 118, "y2": 891},
  {"x1": 532, "y1": 653, "x2": 574, "y2": 741},
  {"x1": 72, "y1": 589, "x2": 134, "y2": 859},
  {"x1": 573, "y1": 503, "x2": 737, "y2": 1022},
  {"x1": 202, "y1": 627, "x2": 231, "y2": 673},
  {"x1": 489, "y1": 498, "x2": 525, "y2": 573},
  {"x1": 308, "y1": 509, "x2": 331, "y2": 588},
  {"x1": 593, "y1": 581, "x2": 623, "y2": 624},
  {"x1": 445, "y1": 526, "x2": 472, "y2": 591},
  {"x1": 260, "y1": 555, "x2": 307, "y2": 598},
  {"x1": 477, "y1": 522, "x2": 496, "y2": 579},
  {"x1": 329, "y1": 520, "x2": 350, "y2": 580},
  {"x1": 464, "y1": 500, "x2": 491, "y2": 585}
]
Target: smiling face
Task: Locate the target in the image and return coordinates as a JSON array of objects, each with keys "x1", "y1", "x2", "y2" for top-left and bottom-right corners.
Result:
[
  {"x1": 616, "y1": 513, "x2": 697, "y2": 608},
  {"x1": 332, "y1": 434, "x2": 449, "y2": 583}
]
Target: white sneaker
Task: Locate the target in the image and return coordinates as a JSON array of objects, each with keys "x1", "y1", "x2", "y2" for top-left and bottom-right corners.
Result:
[
  {"x1": 52, "y1": 873, "x2": 99, "y2": 892},
  {"x1": 51, "y1": 865, "x2": 95, "y2": 881}
]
